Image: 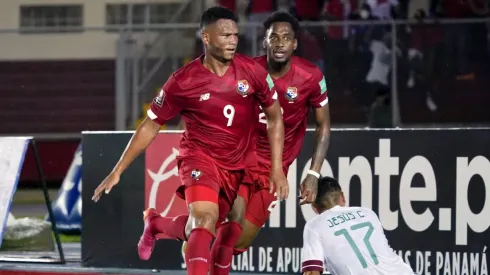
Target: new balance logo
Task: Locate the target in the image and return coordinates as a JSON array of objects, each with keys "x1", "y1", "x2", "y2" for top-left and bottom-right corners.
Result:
[{"x1": 200, "y1": 93, "x2": 210, "y2": 101}]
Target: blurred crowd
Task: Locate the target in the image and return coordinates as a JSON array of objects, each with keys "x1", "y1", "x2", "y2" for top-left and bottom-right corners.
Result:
[{"x1": 190, "y1": 0, "x2": 490, "y2": 127}]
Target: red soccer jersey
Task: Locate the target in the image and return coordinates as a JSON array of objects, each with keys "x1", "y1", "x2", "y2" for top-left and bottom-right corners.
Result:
[
  {"x1": 253, "y1": 55, "x2": 328, "y2": 169},
  {"x1": 149, "y1": 54, "x2": 277, "y2": 170}
]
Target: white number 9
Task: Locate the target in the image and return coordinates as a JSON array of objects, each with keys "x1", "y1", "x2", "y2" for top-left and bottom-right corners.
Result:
[
  {"x1": 223, "y1": 104, "x2": 235, "y2": 127},
  {"x1": 258, "y1": 106, "x2": 284, "y2": 124}
]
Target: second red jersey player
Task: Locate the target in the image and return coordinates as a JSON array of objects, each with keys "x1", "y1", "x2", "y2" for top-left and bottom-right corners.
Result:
[
  {"x1": 233, "y1": 11, "x2": 331, "y2": 255},
  {"x1": 240, "y1": 54, "x2": 328, "y2": 219}
]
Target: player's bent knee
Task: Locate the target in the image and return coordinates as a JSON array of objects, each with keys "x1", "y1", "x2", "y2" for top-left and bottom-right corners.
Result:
[
  {"x1": 187, "y1": 201, "x2": 219, "y2": 233},
  {"x1": 235, "y1": 219, "x2": 261, "y2": 250},
  {"x1": 227, "y1": 195, "x2": 247, "y2": 225},
  {"x1": 235, "y1": 234, "x2": 253, "y2": 250}
]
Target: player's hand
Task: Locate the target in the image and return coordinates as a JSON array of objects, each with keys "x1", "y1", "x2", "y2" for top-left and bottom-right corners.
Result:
[
  {"x1": 92, "y1": 172, "x2": 120, "y2": 203},
  {"x1": 270, "y1": 168, "x2": 289, "y2": 201},
  {"x1": 299, "y1": 175, "x2": 318, "y2": 205}
]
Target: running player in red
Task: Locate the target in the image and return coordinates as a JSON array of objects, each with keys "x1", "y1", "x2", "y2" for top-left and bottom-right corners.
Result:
[
  {"x1": 231, "y1": 11, "x2": 331, "y2": 255},
  {"x1": 91, "y1": 7, "x2": 288, "y2": 275}
]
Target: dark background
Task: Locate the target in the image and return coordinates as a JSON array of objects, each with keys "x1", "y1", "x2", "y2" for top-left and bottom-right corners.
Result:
[{"x1": 82, "y1": 129, "x2": 490, "y2": 273}]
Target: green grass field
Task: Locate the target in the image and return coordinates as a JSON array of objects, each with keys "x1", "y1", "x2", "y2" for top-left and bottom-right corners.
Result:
[
  {"x1": 58, "y1": 233, "x2": 81, "y2": 243},
  {"x1": 42, "y1": 219, "x2": 82, "y2": 243}
]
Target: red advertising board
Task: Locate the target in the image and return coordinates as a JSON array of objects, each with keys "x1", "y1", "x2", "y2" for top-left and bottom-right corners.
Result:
[{"x1": 144, "y1": 133, "x2": 187, "y2": 239}]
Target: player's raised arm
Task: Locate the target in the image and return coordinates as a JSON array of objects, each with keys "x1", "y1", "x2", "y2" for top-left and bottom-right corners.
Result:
[
  {"x1": 91, "y1": 116, "x2": 161, "y2": 203},
  {"x1": 302, "y1": 224, "x2": 325, "y2": 275},
  {"x1": 300, "y1": 73, "x2": 330, "y2": 205},
  {"x1": 92, "y1": 76, "x2": 182, "y2": 202}
]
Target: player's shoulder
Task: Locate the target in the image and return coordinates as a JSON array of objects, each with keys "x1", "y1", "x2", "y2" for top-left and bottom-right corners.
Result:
[
  {"x1": 252, "y1": 55, "x2": 268, "y2": 69},
  {"x1": 234, "y1": 53, "x2": 256, "y2": 67},
  {"x1": 353, "y1": 206, "x2": 379, "y2": 219},
  {"x1": 291, "y1": 56, "x2": 323, "y2": 80},
  {"x1": 343, "y1": 205, "x2": 369, "y2": 212},
  {"x1": 172, "y1": 57, "x2": 202, "y2": 81},
  {"x1": 357, "y1": 206, "x2": 376, "y2": 213},
  {"x1": 234, "y1": 53, "x2": 266, "y2": 72},
  {"x1": 165, "y1": 56, "x2": 215, "y2": 96},
  {"x1": 304, "y1": 213, "x2": 325, "y2": 232}
]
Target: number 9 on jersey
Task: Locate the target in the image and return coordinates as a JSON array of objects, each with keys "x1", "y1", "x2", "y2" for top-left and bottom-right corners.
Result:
[{"x1": 223, "y1": 104, "x2": 235, "y2": 127}]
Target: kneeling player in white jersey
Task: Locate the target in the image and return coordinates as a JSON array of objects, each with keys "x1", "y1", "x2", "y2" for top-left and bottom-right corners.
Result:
[{"x1": 301, "y1": 176, "x2": 415, "y2": 275}]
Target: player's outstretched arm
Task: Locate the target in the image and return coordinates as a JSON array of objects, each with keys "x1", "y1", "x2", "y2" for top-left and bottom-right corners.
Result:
[
  {"x1": 92, "y1": 75, "x2": 182, "y2": 202},
  {"x1": 263, "y1": 101, "x2": 289, "y2": 200},
  {"x1": 300, "y1": 104, "x2": 331, "y2": 205},
  {"x1": 92, "y1": 117, "x2": 161, "y2": 202},
  {"x1": 111, "y1": 116, "x2": 161, "y2": 175}
]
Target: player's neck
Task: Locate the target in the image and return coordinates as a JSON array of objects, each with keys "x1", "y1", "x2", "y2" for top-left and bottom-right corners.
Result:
[
  {"x1": 267, "y1": 60, "x2": 291, "y2": 79},
  {"x1": 321, "y1": 203, "x2": 340, "y2": 213},
  {"x1": 202, "y1": 54, "x2": 231, "y2": 77}
]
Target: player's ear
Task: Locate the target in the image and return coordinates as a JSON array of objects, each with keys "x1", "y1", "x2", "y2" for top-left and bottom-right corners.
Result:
[
  {"x1": 311, "y1": 204, "x2": 319, "y2": 215},
  {"x1": 262, "y1": 37, "x2": 267, "y2": 49},
  {"x1": 293, "y1": 38, "x2": 298, "y2": 51},
  {"x1": 201, "y1": 30, "x2": 210, "y2": 46},
  {"x1": 339, "y1": 192, "x2": 346, "y2": 206}
]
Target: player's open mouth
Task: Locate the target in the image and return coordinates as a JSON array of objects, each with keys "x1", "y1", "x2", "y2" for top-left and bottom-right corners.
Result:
[
  {"x1": 225, "y1": 48, "x2": 236, "y2": 53},
  {"x1": 273, "y1": 51, "x2": 286, "y2": 58}
]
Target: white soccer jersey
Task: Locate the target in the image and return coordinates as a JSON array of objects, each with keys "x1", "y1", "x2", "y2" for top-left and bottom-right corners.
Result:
[{"x1": 301, "y1": 206, "x2": 414, "y2": 275}]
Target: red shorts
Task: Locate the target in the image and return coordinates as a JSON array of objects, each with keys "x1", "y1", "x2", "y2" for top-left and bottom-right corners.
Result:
[
  {"x1": 238, "y1": 165, "x2": 289, "y2": 227},
  {"x1": 176, "y1": 155, "x2": 244, "y2": 224}
]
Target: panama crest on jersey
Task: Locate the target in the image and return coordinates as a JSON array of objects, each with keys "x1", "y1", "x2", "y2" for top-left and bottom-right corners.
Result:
[
  {"x1": 236, "y1": 80, "x2": 250, "y2": 97},
  {"x1": 285, "y1": 87, "x2": 298, "y2": 102},
  {"x1": 190, "y1": 169, "x2": 202, "y2": 180}
]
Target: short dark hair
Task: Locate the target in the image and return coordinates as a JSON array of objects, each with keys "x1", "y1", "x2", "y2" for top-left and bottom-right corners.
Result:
[
  {"x1": 314, "y1": 176, "x2": 343, "y2": 206},
  {"x1": 200, "y1": 6, "x2": 237, "y2": 29},
  {"x1": 263, "y1": 11, "x2": 300, "y2": 35}
]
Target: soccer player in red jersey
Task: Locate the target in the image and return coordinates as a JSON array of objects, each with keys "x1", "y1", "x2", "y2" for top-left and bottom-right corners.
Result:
[
  {"x1": 231, "y1": 11, "x2": 331, "y2": 255},
  {"x1": 91, "y1": 7, "x2": 288, "y2": 275}
]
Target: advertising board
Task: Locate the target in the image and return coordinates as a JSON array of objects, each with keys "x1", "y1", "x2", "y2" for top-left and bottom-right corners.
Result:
[{"x1": 82, "y1": 129, "x2": 490, "y2": 274}]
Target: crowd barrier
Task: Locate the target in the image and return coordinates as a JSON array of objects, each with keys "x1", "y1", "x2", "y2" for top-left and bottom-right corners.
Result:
[{"x1": 81, "y1": 128, "x2": 490, "y2": 274}]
